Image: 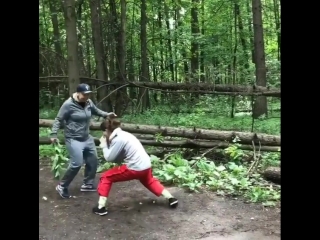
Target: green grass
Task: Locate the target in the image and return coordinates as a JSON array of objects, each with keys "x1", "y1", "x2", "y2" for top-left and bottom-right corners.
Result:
[
  {"x1": 40, "y1": 98, "x2": 280, "y2": 135},
  {"x1": 122, "y1": 113, "x2": 280, "y2": 134}
]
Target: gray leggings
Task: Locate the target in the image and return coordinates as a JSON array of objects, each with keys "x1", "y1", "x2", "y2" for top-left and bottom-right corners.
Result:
[{"x1": 60, "y1": 137, "x2": 98, "y2": 188}]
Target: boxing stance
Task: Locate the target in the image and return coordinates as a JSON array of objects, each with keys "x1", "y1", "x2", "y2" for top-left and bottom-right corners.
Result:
[{"x1": 92, "y1": 118, "x2": 178, "y2": 216}]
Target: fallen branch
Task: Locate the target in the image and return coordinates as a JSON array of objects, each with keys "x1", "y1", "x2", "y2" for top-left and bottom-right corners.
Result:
[
  {"x1": 191, "y1": 146, "x2": 219, "y2": 168},
  {"x1": 39, "y1": 119, "x2": 281, "y2": 146},
  {"x1": 134, "y1": 109, "x2": 281, "y2": 114},
  {"x1": 39, "y1": 136, "x2": 280, "y2": 152},
  {"x1": 39, "y1": 77, "x2": 280, "y2": 97},
  {"x1": 39, "y1": 149, "x2": 168, "y2": 160},
  {"x1": 247, "y1": 141, "x2": 262, "y2": 175}
]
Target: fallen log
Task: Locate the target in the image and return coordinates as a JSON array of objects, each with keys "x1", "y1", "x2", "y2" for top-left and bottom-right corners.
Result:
[
  {"x1": 39, "y1": 148, "x2": 168, "y2": 159},
  {"x1": 262, "y1": 167, "x2": 281, "y2": 184},
  {"x1": 39, "y1": 119, "x2": 281, "y2": 146},
  {"x1": 154, "y1": 109, "x2": 281, "y2": 114},
  {"x1": 39, "y1": 77, "x2": 280, "y2": 97},
  {"x1": 39, "y1": 136, "x2": 280, "y2": 152}
]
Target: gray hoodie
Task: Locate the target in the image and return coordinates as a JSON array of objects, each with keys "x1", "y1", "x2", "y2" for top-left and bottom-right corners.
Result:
[
  {"x1": 50, "y1": 95, "x2": 109, "y2": 141},
  {"x1": 102, "y1": 128, "x2": 152, "y2": 171}
]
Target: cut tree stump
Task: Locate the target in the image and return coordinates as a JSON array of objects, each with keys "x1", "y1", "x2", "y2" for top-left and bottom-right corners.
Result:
[{"x1": 262, "y1": 167, "x2": 281, "y2": 184}]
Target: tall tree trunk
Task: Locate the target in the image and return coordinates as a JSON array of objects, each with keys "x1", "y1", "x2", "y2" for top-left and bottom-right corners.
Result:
[
  {"x1": 109, "y1": 0, "x2": 118, "y2": 84},
  {"x1": 246, "y1": 0, "x2": 255, "y2": 63},
  {"x1": 63, "y1": 0, "x2": 80, "y2": 96},
  {"x1": 128, "y1": 3, "x2": 136, "y2": 102},
  {"x1": 231, "y1": 2, "x2": 238, "y2": 118},
  {"x1": 48, "y1": 0, "x2": 63, "y2": 75},
  {"x1": 76, "y1": 0, "x2": 87, "y2": 75},
  {"x1": 89, "y1": 0, "x2": 111, "y2": 111},
  {"x1": 157, "y1": 1, "x2": 166, "y2": 103},
  {"x1": 84, "y1": 0, "x2": 92, "y2": 76},
  {"x1": 164, "y1": 3, "x2": 174, "y2": 82},
  {"x1": 190, "y1": 0, "x2": 200, "y2": 82},
  {"x1": 200, "y1": 0, "x2": 205, "y2": 82},
  {"x1": 273, "y1": 0, "x2": 281, "y2": 61},
  {"x1": 252, "y1": 0, "x2": 268, "y2": 118},
  {"x1": 41, "y1": 0, "x2": 50, "y2": 47},
  {"x1": 176, "y1": 0, "x2": 188, "y2": 81},
  {"x1": 235, "y1": 1, "x2": 250, "y2": 72},
  {"x1": 139, "y1": 0, "x2": 150, "y2": 111},
  {"x1": 114, "y1": 0, "x2": 127, "y2": 116},
  {"x1": 48, "y1": 0, "x2": 63, "y2": 57},
  {"x1": 152, "y1": 7, "x2": 158, "y2": 103},
  {"x1": 158, "y1": 3, "x2": 164, "y2": 80}
]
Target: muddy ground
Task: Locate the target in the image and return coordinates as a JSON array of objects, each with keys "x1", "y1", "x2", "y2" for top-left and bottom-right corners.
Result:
[{"x1": 39, "y1": 166, "x2": 280, "y2": 240}]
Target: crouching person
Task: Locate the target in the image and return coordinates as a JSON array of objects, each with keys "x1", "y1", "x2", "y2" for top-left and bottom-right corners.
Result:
[{"x1": 92, "y1": 117, "x2": 178, "y2": 216}]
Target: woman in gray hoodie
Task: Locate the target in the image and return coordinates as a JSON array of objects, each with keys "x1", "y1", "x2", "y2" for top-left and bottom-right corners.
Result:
[{"x1": 50, "y1": 83, "x2": 116, "y2": 198}]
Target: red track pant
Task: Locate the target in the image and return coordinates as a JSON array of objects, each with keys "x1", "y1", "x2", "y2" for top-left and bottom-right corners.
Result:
[{"x1": 97, "y1": 164, "x2": 165, "y2": 197}]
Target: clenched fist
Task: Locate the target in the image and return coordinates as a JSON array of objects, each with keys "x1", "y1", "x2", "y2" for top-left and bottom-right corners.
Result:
[{"x1": 99, "y1": 135, "x2": 107, "y2": 148}]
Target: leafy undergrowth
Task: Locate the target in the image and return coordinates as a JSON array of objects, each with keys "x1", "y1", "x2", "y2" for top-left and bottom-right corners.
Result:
[
  {"x1": 97, "y1": 152, "x2": 280, "y2": 207},
  {"x1": 41, "y1": 139, "x2": 280, "y2": 207}
]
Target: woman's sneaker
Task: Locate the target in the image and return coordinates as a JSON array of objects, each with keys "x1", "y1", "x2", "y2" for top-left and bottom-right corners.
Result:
[
  {"x1": 56, "y1": 184, "x2": 72, "y2": 199},
  {"x1": 92, "y1": 206, "x2": 108, "y2": 216},
  {"x1": 168, "y1": 198, "x2": 178, "y2": 208},
  {"x1": 80, "y1": 184, "x2": 97, "y2": 192}
]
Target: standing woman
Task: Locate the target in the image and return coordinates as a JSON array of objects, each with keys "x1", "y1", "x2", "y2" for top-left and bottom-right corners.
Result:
[{"x1": 50, "y1": 83, "x2": 116, "y2": 198}]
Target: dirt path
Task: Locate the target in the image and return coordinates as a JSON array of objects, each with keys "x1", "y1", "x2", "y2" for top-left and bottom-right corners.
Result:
[{"x1": 39, "y1": 166, "x2": 280, "y2": 240}]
